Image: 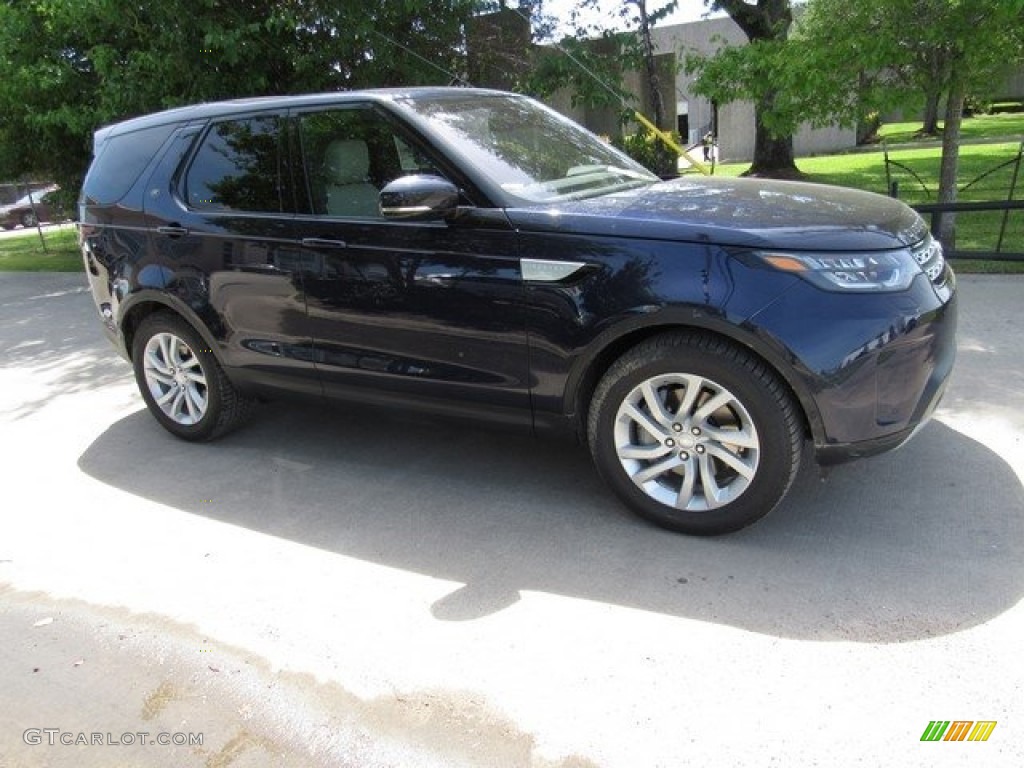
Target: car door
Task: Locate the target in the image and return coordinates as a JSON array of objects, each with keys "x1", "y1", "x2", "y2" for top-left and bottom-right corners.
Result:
[
  {"x1": 146, "y1": 112, "x2": 320, "y2": 397},
  {"x1": 292, "y1": 104, "x2": 530, "y2": 424}
]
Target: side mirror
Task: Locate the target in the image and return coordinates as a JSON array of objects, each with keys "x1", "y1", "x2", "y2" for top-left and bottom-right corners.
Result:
[{"x1": 380, "y1": 175, "x2": 459, "y2": 222}]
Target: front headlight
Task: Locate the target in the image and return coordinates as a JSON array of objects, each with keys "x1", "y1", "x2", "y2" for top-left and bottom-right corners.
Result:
[{"x1": 755, "y1": 249, "x2": 922, "y2": 293}]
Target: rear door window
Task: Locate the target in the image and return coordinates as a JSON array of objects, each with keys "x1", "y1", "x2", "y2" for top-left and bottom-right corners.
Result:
[{"x1": 184, "y1": 116, "x2": 283, "y2": 213}]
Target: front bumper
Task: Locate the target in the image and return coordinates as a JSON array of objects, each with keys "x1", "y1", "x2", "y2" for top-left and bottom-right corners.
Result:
[{"x1": 749, "y1": 272, "x2": 957, "y2": 465}]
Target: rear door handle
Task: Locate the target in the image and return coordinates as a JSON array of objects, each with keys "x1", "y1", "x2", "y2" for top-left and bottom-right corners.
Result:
[
  {"x1": 155, "y1": 224, "x2": 188, "y2": 236},
  {"x1": 301, "y1": 237, "x2": 347, "y2": 250}
]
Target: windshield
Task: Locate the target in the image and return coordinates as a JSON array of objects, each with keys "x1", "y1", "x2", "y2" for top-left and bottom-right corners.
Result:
[{"x1": 401, "y1": 94, "x2": 658, "y2": 204}]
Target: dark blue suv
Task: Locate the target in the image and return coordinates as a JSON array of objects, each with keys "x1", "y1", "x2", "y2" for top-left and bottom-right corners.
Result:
[{"x1": 80, "y1": 88, "x2": 956, "y2": 534}]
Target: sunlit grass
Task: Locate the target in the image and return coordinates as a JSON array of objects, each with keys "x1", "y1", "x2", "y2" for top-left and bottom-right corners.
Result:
[
  {"x1": 0, "y1": 226, "x2": 81, "y2": 271},
  {"x1": 715, "y1": 137, "x2": 1024, "y2": 270},
  {"x1": 877, "y1": 110, "x2": 1024, "y2": 144}
]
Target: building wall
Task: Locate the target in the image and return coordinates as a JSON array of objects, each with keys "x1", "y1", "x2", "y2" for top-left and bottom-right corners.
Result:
[
  {"x1": 544, "y1": 16, "x2": 858, "y2": 162},
  {"x1": 651, "y1": 18, "x2": 857, "y2": 162},
  {"x1": 997, "y1": 66, "x2": 1024, "y2": 100}
]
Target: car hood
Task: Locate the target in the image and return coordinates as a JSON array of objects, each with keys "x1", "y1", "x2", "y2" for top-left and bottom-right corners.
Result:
[{"x1": 506, "y1": 176, "x2": 929, "y2": 252}]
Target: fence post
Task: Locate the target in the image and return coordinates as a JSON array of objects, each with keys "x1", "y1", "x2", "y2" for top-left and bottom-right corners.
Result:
[{"x1": 996, "y1": 142, "x2": 1023, "y2": 254}]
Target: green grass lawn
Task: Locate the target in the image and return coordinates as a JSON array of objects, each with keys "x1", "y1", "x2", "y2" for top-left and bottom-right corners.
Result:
[
  {"x1": 715, "y1": 135, "x2": 1024, "y2": 272},
  {"x1": 877, "y1": 111, "x2": 1024, "y2": 144},
  {"x1": 0, "y1": 226, "x2": 82, "y2": 271}
]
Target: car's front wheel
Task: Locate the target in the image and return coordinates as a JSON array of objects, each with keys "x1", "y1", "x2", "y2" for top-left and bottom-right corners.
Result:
[
  {"x1": 587, "y1": 332, "x2": 803, "y2": 535},
  {"x1": 20, "y1": 211, "x2": 37, "y2": 228},
  {"x1": 132, "y1": 313, "x2": 253, "y2": 441}
]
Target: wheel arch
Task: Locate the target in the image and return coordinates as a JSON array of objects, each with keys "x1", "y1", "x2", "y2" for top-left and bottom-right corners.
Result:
[
  {"x1": 568, "y1": 316, "x2": 823, "y2": 446},
  {"x1": 119, "y1": 292, "x2": 223, "y2": 366}
]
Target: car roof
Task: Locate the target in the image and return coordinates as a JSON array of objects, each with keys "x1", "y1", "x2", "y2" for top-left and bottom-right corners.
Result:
[
  {"x1": 11, "y1": 185, "x2": 58, "y2": 205},
  {"x1": 93, "y1": 87, "x2": 515, "y2": 145}
]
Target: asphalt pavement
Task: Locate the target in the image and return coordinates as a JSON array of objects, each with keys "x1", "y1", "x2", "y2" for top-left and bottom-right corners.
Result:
[{"x1": 1, "y1": 271, "x2": 1022, "y2": 767}]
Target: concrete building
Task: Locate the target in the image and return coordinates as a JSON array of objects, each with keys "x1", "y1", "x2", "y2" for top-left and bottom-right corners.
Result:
[
  {"x1": 469, "y1": 10, "x2": 1021, "y2": 164},
  {"x1": 546, "y1": 16, "x2": 857, "y2": 163}
]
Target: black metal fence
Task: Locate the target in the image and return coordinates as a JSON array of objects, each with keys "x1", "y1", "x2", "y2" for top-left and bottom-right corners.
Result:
[
  {"x1": 886, "y1": 142, "x2": 1024, "y2": 261},
  {"x1": 913, "y1": 199, "x2": 1024, "y2": 260}
]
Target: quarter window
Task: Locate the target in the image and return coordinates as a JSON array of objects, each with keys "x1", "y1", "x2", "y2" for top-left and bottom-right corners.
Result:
[
  {"x1": 185, "y1": 117, "x2": 282, "y2": 212},
  {"x1": 82, "y1": 123, "x2": 177, "y2": 205}
]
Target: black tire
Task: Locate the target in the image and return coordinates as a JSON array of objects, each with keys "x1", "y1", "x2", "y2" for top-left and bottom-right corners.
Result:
[
  {"x1": 20, "y1": 211, "x2": 38, "y2": 228},
  {"x1": 587, "y1": 331, "x2": 803, "y2": 535},
  {"x1": 132, "y1": 313, "x2": 254, "y2": 441}
]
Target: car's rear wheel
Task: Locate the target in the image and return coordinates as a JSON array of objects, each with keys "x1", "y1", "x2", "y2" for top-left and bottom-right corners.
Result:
[
  {"x1": 132, "y1": 313, "x2": 253, "y2": 441},
  {"x1": 587, "y1": 332, "x2": 803, "y2": 535},
  {"x1": 20, "y1": 211, "x2": 37, "y2": 228}
]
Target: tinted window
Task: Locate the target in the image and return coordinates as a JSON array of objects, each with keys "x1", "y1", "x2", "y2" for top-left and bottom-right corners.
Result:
[
  {"x1": 297, "y1": 108, "x2": 441, "y2": 217},
  {"x1": 82, "y1": 123, "x2": 177, "y2": 205},
  {"x1": 185, "y1": 117, "x2": 282, "y2": 212}
]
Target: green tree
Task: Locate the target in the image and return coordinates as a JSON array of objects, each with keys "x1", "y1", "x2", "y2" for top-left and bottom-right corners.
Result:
[
  {"x1": 0, "y1": 0, "x2": 479, "y2": 198},
  {"x1": 688, "y1": 0, "x2": 801, "y2": 178},
  {"x1": 525, "y1": 0, "x2": 681, "y2": 176},
  {"x1": 796, "y1": 0, "x2": 1024, "y2": 246}
]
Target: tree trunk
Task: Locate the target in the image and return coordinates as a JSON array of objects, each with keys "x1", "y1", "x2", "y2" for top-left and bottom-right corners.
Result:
[
  {"x1": 744, "y1": 91, "x2": 800, "y2": 178},
  {"x1": 635, "y1": 0, "x2": 675, "y2": 177},
  {"x1": 716, "y1": 0, "x2": 799, "y2": 178},
  {"x1": 921, "y1": 85, "x2": 942, "y2": 135},
  {"x1": 936, "y1": 73, "x2": 965, "y2": 251}
]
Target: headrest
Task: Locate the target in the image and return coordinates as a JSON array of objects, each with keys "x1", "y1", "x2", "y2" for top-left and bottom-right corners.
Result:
[{"x1": 323, "y1": 140, "x2": 370, "y2": 185}]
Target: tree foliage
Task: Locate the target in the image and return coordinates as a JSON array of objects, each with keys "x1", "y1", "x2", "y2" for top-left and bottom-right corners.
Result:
[
  {"x1": 689, "y1": 0, "x2": 1024, "y2": 212},
  {"x1": 0, "y1": 0, "x2": 479, "y2": 196},
  {"x1": 796, "y1": 0, "x2": 1024, "y2": 245},
  {"x1": 524, "y1": 0, "x2": 680, "y2": 176},
  {"x1": 797, "y1": 0, "x2": 1024, "y2": 132},
  {"x1": 685, "y1": 0, "x2": 800, "y2": 177}
]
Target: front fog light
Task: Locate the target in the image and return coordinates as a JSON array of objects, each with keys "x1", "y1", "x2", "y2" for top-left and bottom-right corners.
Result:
[{"x1": 757, "y1": 249, "x2": 921, "y2": 292}]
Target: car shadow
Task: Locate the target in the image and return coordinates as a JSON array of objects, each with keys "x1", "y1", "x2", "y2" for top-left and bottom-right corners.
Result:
[{"x1": 78, "y1": 397, "x2": 1024, "y2": 643}]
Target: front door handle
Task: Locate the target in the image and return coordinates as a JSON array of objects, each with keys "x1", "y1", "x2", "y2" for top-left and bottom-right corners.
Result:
[
  {"x1": 241, "y1": 263, "x2": 287, "y2": 274},
  {"x1": 301, "y1": 237, "x2": 347, "y2": 250},
  {"x1": 156, "y1": 225, "x2": 189, "y2": 237}
]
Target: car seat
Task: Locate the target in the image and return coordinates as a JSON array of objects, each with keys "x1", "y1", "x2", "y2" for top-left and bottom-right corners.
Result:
[{"x1": 322, "y1": 140, "x2": 379, "y2": 218}]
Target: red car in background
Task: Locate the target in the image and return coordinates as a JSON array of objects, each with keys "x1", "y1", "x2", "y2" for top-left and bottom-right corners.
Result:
[{"x1": 0, "y1": 184, "x2": 63, "y2": 229}]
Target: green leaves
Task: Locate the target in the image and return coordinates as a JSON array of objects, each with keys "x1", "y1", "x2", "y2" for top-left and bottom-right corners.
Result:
[{"x1": 0, "y1": 0, "x2": 482, "y2": 192}]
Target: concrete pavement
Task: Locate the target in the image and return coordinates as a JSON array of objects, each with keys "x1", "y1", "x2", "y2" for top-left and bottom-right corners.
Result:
[{"x1": 1, "y1": 271, "x2": 1022, "y2": 766}]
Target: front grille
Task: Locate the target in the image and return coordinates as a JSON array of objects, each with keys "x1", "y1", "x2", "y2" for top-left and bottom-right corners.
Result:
[{"x1": 912, "y1": 235, "x2": 947, "y2": 285}]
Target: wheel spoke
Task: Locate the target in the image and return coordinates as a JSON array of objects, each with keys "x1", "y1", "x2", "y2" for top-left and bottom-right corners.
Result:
[
  {"x1": 147, "y1": 369, "x2": 175, "y2": 387},
  {"x1": 693, "y1": 390, "x2": 733, "y2": 423},
  {"x1": 167, "y1": 335, "x2": 182, "y2": 366},
  {"x1": 156, "y1": 387, "x2": 177, "y2": 407},
  {"x1": 675, "y1": 376, "x2": 703, "y2": 418},
  {"x1": 697, "y1": 453, "x2": 727, "y2": 508},
  {"x1": 702, "y1": 425, "x2": 758, "y2": 449},
  {"x1": 674, "y1": 459, "x2": 696, "y2": 509},
  {"x1": 618, "y1": 442, "x2": 673, "y2": 460},
  {"x1": 146, "y1": 348, "x2": 173, "y2": 377},
  {"x1": 623, "y1": 403, "x2": 667, "y2": 441},
  {"x1": 184, "y1": 385, "x2": 204, "y2": 421},
  {"x1": 158, "y1": 334, "x2": 174, "y2": 369},
  {"x1": 170, "y1": 388, "x2": 187, "y2": 420},
  {"x1": 706, "y1": 443, "x2": 756, "y2": 480},
  {"x1": 640, "y1": 380, "x2": 674, "y2": 427},
  {"x1": 632, "y1": 454, "x2": 684, "y2": 485}
]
